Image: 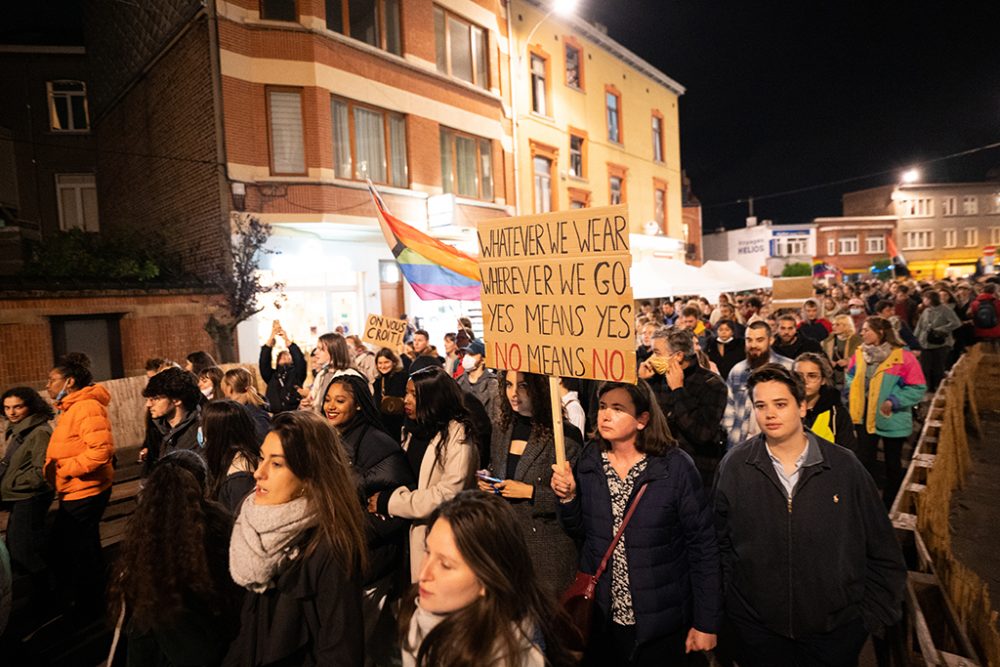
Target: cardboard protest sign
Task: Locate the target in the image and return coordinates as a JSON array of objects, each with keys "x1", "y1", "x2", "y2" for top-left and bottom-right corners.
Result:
[
  {"x1": 770, "y1": 276, "x2": 815, "y2": 308},
  {"x1": 477, "y1": 204, "x2": 636, "y2": 384},
  {"x1": 363, "y1": 314, "x2": 408, "y2": 348}
]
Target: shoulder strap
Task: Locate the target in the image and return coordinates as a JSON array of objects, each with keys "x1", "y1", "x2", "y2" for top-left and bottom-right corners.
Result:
[{"x1": 594, "y1": 483, "x2": 648, "y2": 581}]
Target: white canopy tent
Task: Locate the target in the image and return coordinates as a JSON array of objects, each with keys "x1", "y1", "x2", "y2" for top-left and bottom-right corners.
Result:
[
  {"x1": 698, "y1": 260, "x2": 773, "y2": 293},
  {"x1": 630, "y1": 254, "x2": 731, "y2": 299}
]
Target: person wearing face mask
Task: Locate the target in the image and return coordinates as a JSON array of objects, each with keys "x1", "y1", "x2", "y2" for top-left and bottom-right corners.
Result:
[
  {"x1": 142, "y1": 367, "x2": 204, "y2": 473},
  {"x1": 44, "y1": 352, "x2": 115, "y2": 618},
  {"x1": 399, "y1": 491, "x2": 577, "y2": 667},
  {"x1": 197, "y1": 366, "x2": 225, "y2": 402},
  {"x1": 846, "y1": 298, "x2": 868, "y2": 333},
  {"x1": 225, "y1": 411, "x2": 368, "y2": 666},
  {"x1": 455, "y1": 340, "x2": 498, "y2": 420},
  {"x1": 374, "y1": 348, "x2": 410, "y2": 442},
  {"x1": 260, "y1": 321, "x2": 308, "y2": 413},
  {"x1": 821, "y1": 315, "x2": 862, "y2": 392},
  {"x1": 1, "y1": 387, "x2": 55, "y2": 625},
  {"x1": 793, "y1": 353, "x2": 857, "y2": 452},
  {"x1": 551, "y1": 381, "x2": 721, "y2": 665},
  {"x1": 706, "y1": 319, "x2": 745, "y2": 380},
  {"x1": 323, "y1": 374, "x2": 414, "y2": 666},
  {"x1": 477, "y1": 371, "x2": 582, "y2": 597},
  {"x1": 640, "y1": 328, "x2": 728, "y2": 487}
]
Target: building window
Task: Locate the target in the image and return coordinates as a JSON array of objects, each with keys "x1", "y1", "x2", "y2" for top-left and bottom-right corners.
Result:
[
  {"x1": 942, "y1": 196, "x2": 957, "y2": 216},
  {"x1": 964, "y1": 227, "x2": 978, "y2": 247},
  {"x1": 653, "y1": 179, "x2": 667, "y2": 233},
  {"x1": 267, "y1": 88, "x2": 306, "y2": 175},
  {"x1": 568, "y1": 187, "x2": 590, "y2": 209},
  {"x1": 962, "y1": 195, "x2": 978, "y2": 215},
  {"x1": 260, "y1": 0, "x2": 297, "y2": 21},
  {"x1": 440, "y1": 128, "x2": 492, "y2": 200},
  {"x1": 903, "y1": 230, "x2": 934, "y2": 250},
  {"x1": 533, "y1": 156, "x2": 553, "y2": 214},
  {"x1": 990, "y1": 227, "x2": 1000, "y2": 245},
  {"x1": 331, "y1": 97, "x2": 407, "y2": 187},
  {"x1": 434, "y1": 7, "x2": 488, "y2": 89},
  {"x1": 47, "y1": 81, "x2": 89, "y2": 132},
  {"x1": 529, "y1": 51, "x2": 549, "y2": 115},
  {"x1": 990, "y1": 195, "x2": 1000, "y2": 214},
  {"x1": 865, "y1": 235, "x2": 886, "y2": 254},
  {"x1": 775, "y1": 235, "x2": 809, "y2": 256},
  {"x1": 325, "y1": 0, "x2": 402, "y2": 55},
  {"x1": 56, "y1": 173, "x2": 99, "y2": 232},
  {"x1": 568, "y1": 130, "x2": 586, "y2": 178},
  {"x1": 651, "y1": 111, "x2": 664, "y2": 163},
  {"x1": 605, "y1": 85, "x2": 622, "y2": 144},
  {"x1": 827, "y1": 238, "x2": 836, "y2": 256},
  {"x1": 899, "y1": 197, "x2": 933, "y2": 217},
  {"x1": 838, "y1": 236, "x2": 859, "y2": 255},
  {"x1": 608, "y1": 163, "x2": 627, "y2": 205},
  {"x1": 564, "y1": 37, "x2": 584, "y2": 90},
  {"x1": 943, "y1": 228, "x2": 957, "y2": 248}
]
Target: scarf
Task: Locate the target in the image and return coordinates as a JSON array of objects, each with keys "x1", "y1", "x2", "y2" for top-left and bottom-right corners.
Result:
[
  {"x1": 861, "y1": 342, "x2": 892, "y2": 367},
  {"x1": 230, "y1": 495, "x2": 316, "y2": 593}
]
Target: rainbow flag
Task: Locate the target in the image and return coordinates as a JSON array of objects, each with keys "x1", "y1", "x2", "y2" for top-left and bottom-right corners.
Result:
[{"x1": 368, "y1": 183, "x2": 481, "y2": 301}]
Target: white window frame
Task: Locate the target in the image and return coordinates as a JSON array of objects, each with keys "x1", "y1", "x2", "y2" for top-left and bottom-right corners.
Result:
[
  {"x1": 962, "y1": 195, "x2": 978, "y2": 216},
  {"x1": 903, "y1": 229, "x2": 934, "y2": 250},
  {"x1": 434, "y1": 6, "x2": 489, "y2": 89},
  {"x1": 47, "y1": 80, "x2": 90, "y2": 132},
  {"x1": 865, "y1": 235, "x2": 885, "y2": 254},
  {"x1": 991, "y1": 227, "x2": 1000, "y2": 245},
  {"x1": 943, "y1": 228, "x2": 957, "y2": 248},
  {"x1": 964, "y1": 227, "x2": 978, "y2": 248},
  {"x1": 55, "y1": 173, "x2": 99, "y2": 231},
  {"x1": 838, "y1": 235, "x2": 859, "y2": 255},
  {"x1": 899, "y1": 197, "x2": 933, "y2": 218},
  {"x1": 827, "y1": 238, "x2": 836, "y2": 256},
  {"x1": 942, "y1": 196, "x2": 957, "y2": 217}
]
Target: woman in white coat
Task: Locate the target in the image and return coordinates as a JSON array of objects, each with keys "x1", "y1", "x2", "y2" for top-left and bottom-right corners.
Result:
[{"x1": 368, "y1": 366, "x2": 478, "y2": 581}]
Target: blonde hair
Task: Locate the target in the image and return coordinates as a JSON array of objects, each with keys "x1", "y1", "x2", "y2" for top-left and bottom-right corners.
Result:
[
  {"x1": 222, "y1": 367, "x2": 265, "y2": 407},
  {"x1": 832, "y1": 313, "x2": 856, "y2": 334}
]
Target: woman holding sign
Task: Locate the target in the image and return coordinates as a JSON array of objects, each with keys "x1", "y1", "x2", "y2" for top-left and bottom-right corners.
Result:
[
  {"x1": 477, "y1": 370, "x2": 582, "y2": 596},
  {"x1": 550, "y1": 380, "x2": 720, "y2": 666}
]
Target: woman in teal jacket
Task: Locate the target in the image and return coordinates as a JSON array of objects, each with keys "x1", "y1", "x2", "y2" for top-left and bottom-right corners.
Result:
[{"x1": 845, "y1": 317, "x2": 926, "y2": 506}]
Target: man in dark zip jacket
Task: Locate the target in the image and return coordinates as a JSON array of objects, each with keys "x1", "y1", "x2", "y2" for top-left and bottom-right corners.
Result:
[{"x1": 714, "y1": 364, "x2": 905, "y2": 667}]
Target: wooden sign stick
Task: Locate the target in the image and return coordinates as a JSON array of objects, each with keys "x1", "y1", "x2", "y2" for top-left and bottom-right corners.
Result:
[{"x1": 549, "y1": 376, "x2": 566, "y2": 467}]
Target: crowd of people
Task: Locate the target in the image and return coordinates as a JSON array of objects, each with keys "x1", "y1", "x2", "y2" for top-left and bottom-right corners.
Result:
[{"x1": 1, "y1": 274, "x2": 999, "y2": 666}]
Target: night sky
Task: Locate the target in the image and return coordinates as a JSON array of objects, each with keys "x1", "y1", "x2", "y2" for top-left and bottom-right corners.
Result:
[
  {"x1": 588, "y1": 0, "x2": 1000, "y2": 230},
  {"x1": 5, "y1": 2, "x2": 999, "y2": 233}
]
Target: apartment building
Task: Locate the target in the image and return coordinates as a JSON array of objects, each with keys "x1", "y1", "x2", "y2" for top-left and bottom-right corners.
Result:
[
  {"x1": 842, "y1": 182, "x2": 1000, "y2": 278},
  {"x1": 812, "y1": 216, "x2": 897, "y2": 275}
]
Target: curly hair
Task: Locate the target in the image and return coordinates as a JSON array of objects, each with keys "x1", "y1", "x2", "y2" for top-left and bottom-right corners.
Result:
[
  {"x1": 110, "y1": 459, "x2": 234, "y2": 631},
  {"x1": 143, "y1": 367, "x2": 202, "y2": 412},
  {"x1": 52, "y1": 352, "x2": 93, "y2": 389},
  {"x1": 1, "y1": 386, "x2": 55, "y2": 420}
]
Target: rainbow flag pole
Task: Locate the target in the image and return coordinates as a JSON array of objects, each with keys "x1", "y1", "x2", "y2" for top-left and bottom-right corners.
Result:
[{"x1": 367, "y1": 181, "x2": 481, "y2": 301}]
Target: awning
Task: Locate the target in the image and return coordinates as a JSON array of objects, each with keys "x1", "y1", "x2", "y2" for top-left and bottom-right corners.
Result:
[{"x1": 698, "y1": 260, "x2": 773, "y2": 292}]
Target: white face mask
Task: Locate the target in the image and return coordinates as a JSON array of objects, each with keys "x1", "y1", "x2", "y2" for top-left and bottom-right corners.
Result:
[
  {"x1": 849, "y1": 307, "x2": 863, "y2": 315},
  {"x1": 717, "y1": 336, "x2": 733, "y2": 344},
  {"x1": 462, "y1": 355, "x2": 478, "y2": 371},
  {"x1": 200, "y1": 387, "x2": 213, "y2": 399}
]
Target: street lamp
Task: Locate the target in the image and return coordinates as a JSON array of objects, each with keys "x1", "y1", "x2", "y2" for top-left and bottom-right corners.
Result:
[{"x1": 901, "y1": 168, "x2": 920, "y2": 184}]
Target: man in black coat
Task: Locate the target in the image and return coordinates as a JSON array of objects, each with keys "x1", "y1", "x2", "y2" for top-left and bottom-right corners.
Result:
[
  {"x1": 639, "y1": 328, "x2": 727, "y2": 488},
  {"x1": 772, "y1": 314, "x2": 823, "y2": 360},
  {"x1": 407, "y1": 329, "x2": 444, "y2": 375},
  {"x1": 714, "y1": 364, "x2": 906, "y2": 667},
  {"x1": 142, "y1": 368, "x2": 203, "y2": 472}
]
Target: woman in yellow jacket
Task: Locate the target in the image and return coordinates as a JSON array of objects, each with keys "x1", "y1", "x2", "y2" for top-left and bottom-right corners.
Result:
[{"x1": 44, "y1": 352, "x2": 115, "y2": 616}]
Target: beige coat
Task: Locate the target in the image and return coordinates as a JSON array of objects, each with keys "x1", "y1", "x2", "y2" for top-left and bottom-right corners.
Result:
[{"x1": 387, "y1": 420, "x2": 477, "y2": 581}]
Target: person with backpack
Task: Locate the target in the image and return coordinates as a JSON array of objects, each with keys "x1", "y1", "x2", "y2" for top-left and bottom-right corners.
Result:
[{"x1": 969, "y1": 282, "x2": 1000, "y2": 341}]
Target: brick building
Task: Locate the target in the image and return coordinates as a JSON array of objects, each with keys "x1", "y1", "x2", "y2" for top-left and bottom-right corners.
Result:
[{"x1": 812, "y1": 216, "x2": 896, "y2": 276}]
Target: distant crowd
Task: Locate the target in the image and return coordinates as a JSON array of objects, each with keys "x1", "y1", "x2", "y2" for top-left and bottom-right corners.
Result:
[{"x1": 2, "y1": 273, "x2": 999, "y2": 666}]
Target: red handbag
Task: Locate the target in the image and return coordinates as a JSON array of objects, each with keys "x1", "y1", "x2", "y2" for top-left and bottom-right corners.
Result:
[{"x1": 560, "y1": 484, "x2": 648, "y2": 652}]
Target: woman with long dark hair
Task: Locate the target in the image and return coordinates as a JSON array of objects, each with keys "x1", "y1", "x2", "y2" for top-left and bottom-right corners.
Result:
[
  {"x1": 110, "y1": 453, "x2": 241, "y2": 666},
  {"x1": 44, "y1": 352, "x2": 115, "y2": 616},
  {"x1": 301, "y1": 332, "x2": 364, "y2": 413},
  {"x1": 225, "y1": 410, "x2": 368, "y2": 666},
  {"x1": 201, "y1": 400, "x2": 261, "y2": 513},
  {"x1": 399, "y1": 491, "x2": 575, "y2": 667},
  {"x1": 1, "y1": 386, "x2": 54, "y2": 620},
  {"x1": 198, "y1": 366, "x2": 225, "y2": 402},
  {"x1": 184, "y1": 351, "x2": 218, "y2": 376},
  {"x1": 373, "y1": 347, "x2": 408, "y2": 441},
  {"x1": 551, "y1": 380, "x2": 721, "y2": 666},
  {"x1": 323, "y1": 373, "x2": 414, "y2": 665},
  {"x1": 477, "y1": 371, "x2": 581, "y2": 595},
  {"x1": 367, "y1": 367, "x2": 478, "y2": 581},
  {"x1": 846, "y1": 316, "x2": 926, "y2": 505}
]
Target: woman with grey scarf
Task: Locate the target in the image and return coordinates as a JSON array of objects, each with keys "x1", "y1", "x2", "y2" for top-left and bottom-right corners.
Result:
[{"x1": 225, "y1": 411, "x2": 368, "y2": 667}]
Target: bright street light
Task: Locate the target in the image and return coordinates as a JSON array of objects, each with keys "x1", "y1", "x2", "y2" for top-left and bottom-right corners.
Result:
[
  {"x1": 901, "y1": 168, "x2": 920, "y2": 184},
  {"x1": 552, "y1": 0, "x2": 579, "y2": 17}
]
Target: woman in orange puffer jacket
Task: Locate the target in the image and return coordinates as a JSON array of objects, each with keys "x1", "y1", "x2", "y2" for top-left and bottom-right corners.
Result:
[{"x1": 44, "y1": 352, "x2": 114, "y2": 616}]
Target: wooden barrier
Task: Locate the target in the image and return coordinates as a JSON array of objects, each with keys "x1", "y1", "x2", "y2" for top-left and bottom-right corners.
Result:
[{"x1": 890, "y1": 344, "x2": 1000, "y2": 666}]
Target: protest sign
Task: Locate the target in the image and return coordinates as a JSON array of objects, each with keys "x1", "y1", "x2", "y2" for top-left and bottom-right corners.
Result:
[
  {"x1": 770, "y1": 276, "x2": 815, "y2": 308},
  {"x1": 363, "y1": 314, "x2": 407, "y2": 348},
  {"x1": 477, "y1": 204, "x2": 636, "y2": 385}
]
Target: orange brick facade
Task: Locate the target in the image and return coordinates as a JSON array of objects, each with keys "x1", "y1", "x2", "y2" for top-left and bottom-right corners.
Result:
[{"x1": 0, "y1": 291, "x2": 221, "y2": 387}]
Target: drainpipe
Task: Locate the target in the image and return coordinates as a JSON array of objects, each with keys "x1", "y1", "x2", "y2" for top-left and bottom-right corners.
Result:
[{"x1": 505, "y1": 0, "x2": 521, "y2": 215}]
